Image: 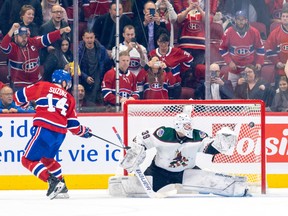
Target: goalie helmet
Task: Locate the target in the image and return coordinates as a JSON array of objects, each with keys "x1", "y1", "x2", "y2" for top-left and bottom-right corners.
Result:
[
  {"x1": 52, "y1": 69, "x2": 72, "y2": 90},
  {"x1": 174, "y1": 113, "x2": 193, "y2": 138}
]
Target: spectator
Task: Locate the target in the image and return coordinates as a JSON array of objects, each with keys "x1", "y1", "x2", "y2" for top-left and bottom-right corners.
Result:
[
  {"x1": 76, "y1": 83, "x2": 98, "y2": 112},
  {"x1": 111, "y1": 25, "x2": 148, "y2": 76},
  {"x1": 0, "y1": 0, "x2": 43, "y2": 35},
  {"x1": 39, "y1": 4, "x2": 70, "y2": 64},
  {"x1": 102, "y1": 50, "x2": 139, "y2": 107},
  {"x1": 0, "y1": 85, "x2": 34, "y2": 113},
  {"x1": 79, "y1": 30, "x2": 112, "y2": 105},
  {"x1": 19, "y1": 5, "x2": 40, "y2": 37},
  {"x1": 219, "y1": 10, "x2": 265, "y2": 89},
  {"x1": 41, "y1": 0, "x2": 68, "y2": 23},
  {"x1": 0, "y1": 23, "x2": 71, "y2": 91},
  {"x1": 43, "y1": 37, "x2": 73, "y2": 82},
  {"x1": 234, "y1": 64, "x2": 274, "y2": 107},
  {"x1": 265, "y1": 5, "x2": 288, "y2": 88},
  {"x1": 176, "y1": 1, "x2": 206, "y2": 76},
  {"x1": 92, "y1": 0, "x2": 133, "y2": 57},
  {"x1": 194, "y1": 63, "x2": 235, "y2": 99},
  {"x1": 133, "y1": 1, "x2": 169, "y2": 52},
  {"x1": 149, "y1": 33, "x2": 193, "y2": 99},
  {"x1": 155, "y1": 0, "x2": 177, "y2": 46},
  {"x1": 136, "y1": 55, "x2": 175, "y2": 99},
  {"x1": 267, "y1": 75, "x2": 288, "y2": 112}
]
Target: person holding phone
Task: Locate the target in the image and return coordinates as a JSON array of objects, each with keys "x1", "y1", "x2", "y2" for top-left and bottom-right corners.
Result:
[
  {"x1": 111, "y1": 25, "x2": 148, "y2": 76},
  {"x1": 133, "y1": 0, "x2": 169, "y2": 52}
]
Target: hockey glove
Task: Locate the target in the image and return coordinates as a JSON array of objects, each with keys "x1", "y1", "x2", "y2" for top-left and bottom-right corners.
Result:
[
  {"x1": 120, "y1": 143, "x2": 146, "y2": 173},
  {"x1": 79, "y1": 126, "x2": 92, "y2": 138}
]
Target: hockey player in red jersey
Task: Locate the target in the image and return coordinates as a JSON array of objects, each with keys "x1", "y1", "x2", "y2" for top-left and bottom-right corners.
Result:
[
  {"x1": 14, "y1": 69, "x2": 93, "y2": 200},
  {"x1": 0, "y1": 23, "x2": 71, "y2": 90},
  {"x1": 219, "y1": 10, "x2": 265, "y2": 88},
  {"x1": 149, "y1": 33, "x2": 193, "y2": 99}
]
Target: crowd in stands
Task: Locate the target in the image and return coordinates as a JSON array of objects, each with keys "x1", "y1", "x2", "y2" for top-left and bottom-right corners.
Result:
[{"x1": 0, "y1": 0, "x2": 288, "y2": 113}]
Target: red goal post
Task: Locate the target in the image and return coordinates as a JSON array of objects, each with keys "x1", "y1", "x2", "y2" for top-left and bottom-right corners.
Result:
[{"x1": 123, "y1": 99, "x2": 266, "y2": 194}]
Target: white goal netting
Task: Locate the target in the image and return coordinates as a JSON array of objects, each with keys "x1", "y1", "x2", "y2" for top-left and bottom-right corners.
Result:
[{"x1": 123, "y1": 100, "x2": 266, "y2": 194}]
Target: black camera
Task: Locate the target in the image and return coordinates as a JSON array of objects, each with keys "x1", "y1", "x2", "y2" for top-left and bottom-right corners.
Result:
[
  {"x1": 131, "y1": 38, "x2": 137, "y2": 43},
  {"x1": 210, "y1": 70, "x2": 218, "y2": 78},
  {"x1": 241, "y1": 71, "x2": 248, "y2": 81}
]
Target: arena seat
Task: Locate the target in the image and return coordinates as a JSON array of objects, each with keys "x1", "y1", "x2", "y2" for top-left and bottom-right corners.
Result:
[
  {"x1": 270, "y1": 21, "x2": 281, "y2": 33},
  {"x1": 261, "y1": 64, "x2": 275, "y2": 84},
  {"x1": 250, "y1": 21, "x2": 267, "y2": 40}
]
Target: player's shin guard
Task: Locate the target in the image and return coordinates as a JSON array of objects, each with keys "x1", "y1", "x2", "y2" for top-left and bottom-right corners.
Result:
[{"x1": 182, "y1": 169, "x2": 249, "y2": 197}]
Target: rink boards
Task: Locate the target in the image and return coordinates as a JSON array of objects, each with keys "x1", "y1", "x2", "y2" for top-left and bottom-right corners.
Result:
[{"x1": 0, "y1": 113, "x2": 288, "y2": 189}]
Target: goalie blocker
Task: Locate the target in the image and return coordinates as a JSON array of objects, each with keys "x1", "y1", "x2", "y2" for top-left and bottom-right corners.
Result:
[{"x1": 108, "y1": 168, "x2": 249, "y2": 197}]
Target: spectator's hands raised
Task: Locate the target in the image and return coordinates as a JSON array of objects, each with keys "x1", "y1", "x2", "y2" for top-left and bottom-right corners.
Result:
[{"x1": 60, "y1": 26, "x2": 71, "y2": 34}]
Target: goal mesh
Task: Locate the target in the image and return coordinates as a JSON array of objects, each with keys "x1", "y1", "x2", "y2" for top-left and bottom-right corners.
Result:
[{"x1": 123, "y1": 100, "x2": 266, "y2": 194}]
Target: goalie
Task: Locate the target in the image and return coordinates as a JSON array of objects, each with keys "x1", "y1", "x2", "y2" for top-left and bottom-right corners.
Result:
[{"x1": 117, "y1": 113, "x2": 249, "y2": 197}]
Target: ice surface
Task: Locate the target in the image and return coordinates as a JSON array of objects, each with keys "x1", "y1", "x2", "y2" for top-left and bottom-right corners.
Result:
[{"x1": 0, "y1": 189, "x2": 287, "y2": 216}]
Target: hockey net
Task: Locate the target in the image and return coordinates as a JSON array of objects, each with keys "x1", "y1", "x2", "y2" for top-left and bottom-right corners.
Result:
[{"x1": 123, "y1": 100, "x2": 266, "y2": 194}]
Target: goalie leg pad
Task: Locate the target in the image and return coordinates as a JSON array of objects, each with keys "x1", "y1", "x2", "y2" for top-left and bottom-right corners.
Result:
[
  {"x1": 108, "y1": 175, "x2": 153, "y2": 197},
  {"x1": 182, "y1": 169, "x2": 249, "y2": 197}
]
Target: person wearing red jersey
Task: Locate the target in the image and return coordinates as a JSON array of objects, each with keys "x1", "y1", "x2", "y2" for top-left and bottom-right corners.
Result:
[
  {"x1": 101, "y1": 50, "x2": 139, "y2": 107},
  {"x1": 136, "y1": 55, "x2": 175, "y2": 99},
  {"x1": 0, "y1": 23, "x2": 71, "y2": 91},
  {"x1": 265, "y1": 5, "x2": 288, "y2": 87},
  {"x1": 149, "y1": 33, "x2": 193, "y2": 99},
  {"x1": 219, "y1": 10, "x2": 265, "y2": 88},
  {"x1": 176, "y1": 1, "x2": 206, "y2": 74},
  {"x1": 13, "y1": 69, "x2": 92, "y2": 200}
]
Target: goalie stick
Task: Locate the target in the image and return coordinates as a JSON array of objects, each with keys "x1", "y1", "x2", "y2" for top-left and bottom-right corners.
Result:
[{"x1": 111, "y1": 126, "x2": 177, "y2": 198}]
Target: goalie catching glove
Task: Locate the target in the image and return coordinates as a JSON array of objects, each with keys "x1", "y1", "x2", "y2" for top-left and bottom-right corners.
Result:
[
  {"x1": 120, "y1": 142, "x2": 146, "y2": 173},
  {"x1": 212, "y1": 127, "x2": 237, "y2": 155}
]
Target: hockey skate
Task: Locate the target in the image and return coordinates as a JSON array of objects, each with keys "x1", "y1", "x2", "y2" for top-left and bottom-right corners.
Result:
[
  {"x1": 55, "y1": 179, "x2": 69, "y2": 199},
  {"x1": 46, "y1": 175, "x2": 65, "y2": 200}
]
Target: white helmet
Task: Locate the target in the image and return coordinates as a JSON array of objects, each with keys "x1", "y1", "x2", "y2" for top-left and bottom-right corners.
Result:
[{"x1": 174, "y1": 113, "x2": 193, "y2": 138}]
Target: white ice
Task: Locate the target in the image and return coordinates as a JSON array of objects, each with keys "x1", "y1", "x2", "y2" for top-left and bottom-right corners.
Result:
[{"x1": 0, "y1": 189, "x2": 288, "y2": 216}]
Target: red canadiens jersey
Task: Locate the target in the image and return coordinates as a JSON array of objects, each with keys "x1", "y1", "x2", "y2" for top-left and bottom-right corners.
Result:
[
  {"x1": 136, "y1": 68, "x2": 175, "y2": 99},
  {"x1": 265, "y1": 25, "x2": 288, "y2": 75},
  {"x1": 14, "y1": 81, "x2": 82, "y2": 135},
  {"x1": 149, "y1": 47, "x2": 193, "y2": 84},
  {"x1": 178, "y1": 13, "x2": 206, "y2": 50},
  {"x1": 102, "y1": 68, "x2": 139, "y2": 105},
  {"x1": 219, "y1": 26, "x2": 265, "y2": 72},
  {"x1": 0, "y1": 30, "x2": 61, "y2": 88}
]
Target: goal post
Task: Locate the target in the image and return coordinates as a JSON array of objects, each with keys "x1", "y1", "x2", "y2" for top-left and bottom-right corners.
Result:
[{"x1": 123, "y1": 99, "x2": 266, "y2": 194}]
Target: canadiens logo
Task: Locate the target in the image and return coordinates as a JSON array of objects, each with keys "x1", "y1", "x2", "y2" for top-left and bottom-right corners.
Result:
[
  {"x1": 149, "y1": 82, "x2": 162, "y2": 90},
  {"x1": 22, "y1": 59, "x2": 38, "y2": 73},
  {"x1": 234, "y1": 47, "x2": 251, "y2": 56},
  {"x1": 156, "y1": 128, "x2": 165, "y2": 137},
  {"x1": 187, "y1": 21, "x2": 201, "y2": 33},
  {"x1": 280, "y1": 43, "x2": 288, "y2": 53},
  {"x1": 130, "y1": 58, "x2": 140, "y2": 69}
]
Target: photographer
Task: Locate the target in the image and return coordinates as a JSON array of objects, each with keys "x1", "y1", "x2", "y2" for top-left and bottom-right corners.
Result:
[
  {"x1": 195, "y1": 63, "x2": 235, "y2": 99},
  {"x1": 235, "y1": 64, "x2": 274, "y2": 107}
]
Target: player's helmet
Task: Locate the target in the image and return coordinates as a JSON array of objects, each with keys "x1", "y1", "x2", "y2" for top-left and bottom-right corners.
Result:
[
  {"x1": 52, "y1": 69, "x2": 72, "y2": 89},
  {"x1": 174, "y1": 113, "x2": 193, "y2": 138}
]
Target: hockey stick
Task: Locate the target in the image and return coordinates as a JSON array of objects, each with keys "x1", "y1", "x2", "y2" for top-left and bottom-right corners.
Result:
[
  {"x1": 89, "y1": 133, "x2": 131, "y2": 150},
  {"x1": 111, "y1": 126, "x2": 177, "y2": 198}
]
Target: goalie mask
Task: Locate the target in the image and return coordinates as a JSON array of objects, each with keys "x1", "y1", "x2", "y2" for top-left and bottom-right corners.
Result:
[
  {"x1": 212, "y1": 127, "x2": 237, "y2": 154},
  {"x1": 174, "y1": 113, "x2": 193, "y2": 138}
]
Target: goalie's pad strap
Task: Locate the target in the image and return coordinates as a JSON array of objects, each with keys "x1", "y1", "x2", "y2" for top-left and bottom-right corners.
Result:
[{"x1": 182, "y1": 169, "x2": 248, "y2": 197}]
